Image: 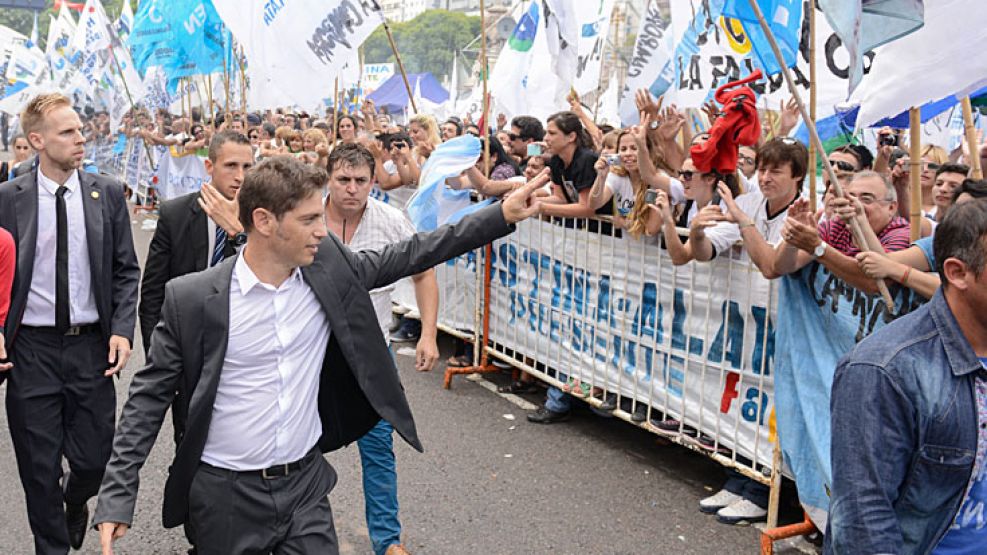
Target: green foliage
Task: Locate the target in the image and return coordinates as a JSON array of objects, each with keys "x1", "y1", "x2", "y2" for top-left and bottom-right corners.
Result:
[
  {"x1": 0, "y1": 0, "x2": 135, "y2": 50},
  {"x1": 363, "y1": 9, "x2": 481, "y2": 80}
]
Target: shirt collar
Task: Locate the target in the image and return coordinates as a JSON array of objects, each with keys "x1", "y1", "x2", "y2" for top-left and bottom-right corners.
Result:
[
  {"x1": 37, "y1": 167, "x2": 80, "y2": 197},
  {"x1": 233, "y1": 253, "x2": 303, "y2": 296},
  {"x1": 929, "y1": 288, "x2": 985, "y2": 377}
]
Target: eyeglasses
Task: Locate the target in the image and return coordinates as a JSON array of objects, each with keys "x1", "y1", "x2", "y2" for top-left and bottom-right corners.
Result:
[
  {"x1": 679, "y1": 171, "x2": 696, "y2": 181},
  {"x1": 850, "y1": 192, "x2": 893, "y2": 205},
  {"x1": 833, "y1": 160, "x2": 856, "y2": 172},
  {"x1": 924, "y1": 162, "x2": 941, "y2": 171},
  {"x1": 739, "y1": 156, "x2": 755, "y2": 165}
]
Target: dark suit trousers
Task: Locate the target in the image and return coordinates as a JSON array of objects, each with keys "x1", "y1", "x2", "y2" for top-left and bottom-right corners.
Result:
[
  {"x1": 5, "y1": 327, "x2": 115, "y2": 554},
  {"x1": 187, "y1": 450, "x2": 339, "y2": 555}
]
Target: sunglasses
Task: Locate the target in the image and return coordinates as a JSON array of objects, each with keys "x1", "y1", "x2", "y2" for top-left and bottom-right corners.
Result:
[
  {"x1": 508, "y1": 133, "x2": 521, "y2": 141},
  {"x1": 679, "y1": 171, "x2": 697, "y2": 181},
  {"x1": 833, "y1": 160, "x2": 856, "y2": 172}
]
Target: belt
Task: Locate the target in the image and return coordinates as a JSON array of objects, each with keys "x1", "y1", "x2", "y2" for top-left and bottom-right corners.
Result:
[
  {"x1": 21, "y1": 323, "x2": 101, "y2": 336},
  {"x1": 203, "y1": 447, "x2": 320, "y2": 480}
]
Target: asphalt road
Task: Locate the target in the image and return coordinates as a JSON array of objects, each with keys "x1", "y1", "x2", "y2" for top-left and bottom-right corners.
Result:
[{"x1": 0, "y1": 183, "x2": 812, "y2": 554}]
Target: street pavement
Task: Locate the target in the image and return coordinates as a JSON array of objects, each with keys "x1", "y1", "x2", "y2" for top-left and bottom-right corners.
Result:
[{"x1": 0, "y1": 186, "x2": 814, "y2": 554}]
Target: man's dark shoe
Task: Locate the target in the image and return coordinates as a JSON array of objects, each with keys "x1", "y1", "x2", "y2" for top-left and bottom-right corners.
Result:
[
  {"x1": 65, "y1": 502, "x2": 89, "y2": 550},
  {"x1": 390, "y1": 320, "x2": 420, "y2": 343},
  {"x1": 526, "y1": 407, "x2": 571, "y2": 424},
  {"x1": 599, "y1": 392, "x2": 618, "y2": 411},
  {"x1": 631, "y1": 404, "x2": 649, "y2": 422}
]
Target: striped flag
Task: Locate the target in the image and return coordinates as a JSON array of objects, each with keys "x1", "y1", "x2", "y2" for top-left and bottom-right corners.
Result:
[{"x1": 406, "y1": 135, "x2": 494, "y2": 232}]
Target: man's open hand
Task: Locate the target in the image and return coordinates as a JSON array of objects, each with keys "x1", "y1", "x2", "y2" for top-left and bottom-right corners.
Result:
[{"x1": 502, "y1": 169, "x2": 549, "y2": 224}]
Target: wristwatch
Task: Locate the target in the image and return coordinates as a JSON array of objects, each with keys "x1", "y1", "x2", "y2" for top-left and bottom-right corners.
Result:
[
  {"x1": 813, "y1": 242, "x2": 827, "y2": 258},
  {"x1": 227, "y1": 232, "x2": 248, "y2": 248}
]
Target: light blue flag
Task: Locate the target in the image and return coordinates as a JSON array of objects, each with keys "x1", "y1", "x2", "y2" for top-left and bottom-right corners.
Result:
[
  {"x1": 406, "y1": 135, "x2": 494, "y2": 233},
  {"x1": 671, "y1": 0, "x2": 726, "y2": 92},
  {"x1": 817, "y1": 0, "x2": 924, "y2": 93},
  {"x1": 775, "y1": 262, "x2": 925, "y2": 527},
  {"x1": 722, "y1": 0, "x2": 803, "y2": 76}
]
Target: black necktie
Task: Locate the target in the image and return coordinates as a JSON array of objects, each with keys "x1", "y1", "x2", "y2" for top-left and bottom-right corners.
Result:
[{"x1": 55, "y1": 185, "x2": 69, "y2": 333}]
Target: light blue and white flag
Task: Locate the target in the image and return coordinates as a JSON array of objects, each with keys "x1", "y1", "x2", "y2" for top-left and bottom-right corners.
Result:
[
  {"x1": 722, "y1": 0, "x2": 802, "y2": 76},
  {"x1": 817, "y1": 0, "x2": 924, "y2": 94},
  {"x1": 618, "y1": 0, "x2": 673, "y2": 126},
  {"x1": 406, "y1": 135, "x2": 494, "y2": 233},
  {"x1": 115, "y1": 0, "x2": 134, "y2": 41}
]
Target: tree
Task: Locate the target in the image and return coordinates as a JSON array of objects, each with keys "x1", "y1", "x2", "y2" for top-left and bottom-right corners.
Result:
[{"x1": 363, "y1": 10, "x2": 481, "y2": 81}]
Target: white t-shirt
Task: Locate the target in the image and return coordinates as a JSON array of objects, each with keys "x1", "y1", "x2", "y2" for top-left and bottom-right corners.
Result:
[
  {"x1": 380, "y1": 159, "x2": 416, "y2": 210},
  {"x1": 346, "y1": 197, "x2": 419, "y2": 341},
  {"x1": 703, "y1": 189, "x2": 794, "y2": 259},
  {"x1": 605, "y1": 173, "x2": 636, "y2": 216}
]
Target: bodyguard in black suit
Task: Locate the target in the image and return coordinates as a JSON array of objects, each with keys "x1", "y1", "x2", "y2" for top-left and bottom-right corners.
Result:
[
  {"x1": 0, "y1": 95, "x2": 139, "y2": 553},
  {"x1": 138, "y1": 131, "x2": 254, "y2": 356},
  {"x1": 94, "y1": 155, "x2": 546, "y2": 553}
]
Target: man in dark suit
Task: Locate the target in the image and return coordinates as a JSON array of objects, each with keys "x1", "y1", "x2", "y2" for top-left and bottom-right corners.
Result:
[
  {"x1": 94, "y1": 155, "x2": 545, "y2": 553},
  {"x1": 139, "y1": 131, "x2": 253, "y2": 355},
  {"x1": 0, "y1": 93, "x2": 140, "y2": 554}
]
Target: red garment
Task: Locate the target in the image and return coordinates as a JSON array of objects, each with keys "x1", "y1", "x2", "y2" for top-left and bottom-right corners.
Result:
[
  {"x1": 0, "y1": 227, "x2": 13, "y2": 326},
  {"x1": 690, "y1": 70, "x2": 763, "y2": 175}
]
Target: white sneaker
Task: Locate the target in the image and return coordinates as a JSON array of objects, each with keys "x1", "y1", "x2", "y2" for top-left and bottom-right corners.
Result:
[
  {"x1": 699, "y1": 489, "x2": 743, "y2": 514},
  {"x1": 716, "y1": 498, "x2": 768, "y2": 525}
]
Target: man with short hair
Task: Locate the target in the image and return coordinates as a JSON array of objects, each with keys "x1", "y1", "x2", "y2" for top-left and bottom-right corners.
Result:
[
  {"x1": 773, "y1": 171, "x2": 913, "y2": 292},
  {"x1": 930, "y1": 163, "x2": 970, "y2": 222},
  {"x1": 324, "y1": 143, "x2": 440, "y2": 555},
  {"x1": 826, "y1": 199, "x2": 987, "y2": 554},
  {"x1": 0, "y1": 93, "x2": 140, "y2": 553},
  {"x1": 440, "y1": 119, "x2": 462, "y2": 142},
  {"x1": 509, "y1": 115, "x2": 546, "y2": 168},
  {"x1": 93, "y1": 156, "x2": 545, "y2": 553}
]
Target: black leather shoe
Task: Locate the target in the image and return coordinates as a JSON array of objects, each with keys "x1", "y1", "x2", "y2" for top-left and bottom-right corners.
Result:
[
  {"x1": 65, "y1": 502, "x2": 89, "y2": 550},
  {"x1": 631, "y1": 404, "x2": 649, "y2": 423},
  {"x1": 526, "y1": 407, "x2": 571, "y2": 424},
  {"x1": 599, "y1": 393, "x2": 618, "y2": 411}
]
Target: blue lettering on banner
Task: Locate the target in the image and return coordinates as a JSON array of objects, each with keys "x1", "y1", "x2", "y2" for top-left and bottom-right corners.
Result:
[
  {"x1": 494, "y1": 245, "x2": 774, "y2": 388},
  {"x1": 263, "y1": 0, "x2": 287, "y2": 26}
]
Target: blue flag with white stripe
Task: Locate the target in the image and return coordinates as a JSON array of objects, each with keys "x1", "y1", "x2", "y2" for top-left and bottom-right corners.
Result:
[
  {"x1": 722, "y1": 0, "x2": 803, "y2": 76},
  {"x1": 406, "y1": 135, "x2": 494, "y2": 232}
]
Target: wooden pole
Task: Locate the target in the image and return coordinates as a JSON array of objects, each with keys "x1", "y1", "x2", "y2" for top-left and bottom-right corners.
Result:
[
  {"x1": 382, "y1": 20, "x2": 418, "y2": 115},
  {"x1": 237, "y1": 44, "x2": 248, "y2": 114},
  {"x1": 807, "y1": 0, "x2": 817, "y2": 213},
  {"x1": 909, "y1": 107, "x2": 922, "y2": 241},
  {"x1": 206, "y1": 74, "x2": 215, "y2": 125},
  {"x1": 332, "y1": 77, "x2": 340, "y2": 146},
  {"x1": 480, "y1": 0, "x2": 490, "y2": 176},
  {"x1": 745, "y1": 0, "x2": 895, "y2": 311},
  {"x1": 962, "y1": 96, "x2": 983, "y2": 179},
  {"x1": 221, "y1": 26, "x2": 232, "y2": 120}
]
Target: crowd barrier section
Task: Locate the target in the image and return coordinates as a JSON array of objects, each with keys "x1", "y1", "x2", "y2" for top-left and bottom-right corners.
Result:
[{"x1": 96, "y1": 137, "x2": 790, "y2": 549}]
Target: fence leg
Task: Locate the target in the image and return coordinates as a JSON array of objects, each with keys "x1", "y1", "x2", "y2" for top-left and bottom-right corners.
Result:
[
  {"x1": 760, "y1": 512, "x2": 818, "y2": 555},
  {"x1": 444, "y1": 243, "x2": 495, "y2": 389}
]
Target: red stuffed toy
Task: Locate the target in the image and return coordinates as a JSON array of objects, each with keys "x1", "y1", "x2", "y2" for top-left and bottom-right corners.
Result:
[{"x1": 690, "y1": 70, "x2": 763, "y2": 175}]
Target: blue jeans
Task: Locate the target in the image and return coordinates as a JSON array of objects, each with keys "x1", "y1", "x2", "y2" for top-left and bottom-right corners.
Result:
[
  {"x1": 545, "y1": 385, "x2": 571, "y2": 413},
  {"x1": 357, "y1": 418, "x2": 401, "y2": 555}
]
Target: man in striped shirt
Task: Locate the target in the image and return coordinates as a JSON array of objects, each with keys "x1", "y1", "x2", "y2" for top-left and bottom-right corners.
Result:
[{"x1": 323, "y1": 143, "x2": 439, "y2": 555}]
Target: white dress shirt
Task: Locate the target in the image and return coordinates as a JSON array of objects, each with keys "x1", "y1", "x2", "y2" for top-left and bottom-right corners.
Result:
[
  {"x1": 200, "y1": 255, "x2": 329, "y2": 471},
  {"x1": 22, "y1": 169, "x2": 99, "y2": 326},
  {"x1": 345, "y1": 197, "x2": 417, "y2": 341}
]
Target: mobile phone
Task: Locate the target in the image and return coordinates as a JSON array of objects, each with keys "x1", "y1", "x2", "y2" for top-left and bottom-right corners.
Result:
[
  {"x1": 644, "y1": 189, "x2": 658, "y2": 205},
  {"x1": 711, "y1": 191, "x2": 722, "y2": 206},
  {"x1": 527, "y1": 143, "x2": 542, "y2": 157},
  {"x1": 879, "y1": 133, "x2": 898, "y2": 147}
]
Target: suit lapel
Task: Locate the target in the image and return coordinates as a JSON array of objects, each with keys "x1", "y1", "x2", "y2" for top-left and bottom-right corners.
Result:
[
  {"x1": 186, "y1": 258, "x2": 234, "y2": 427},
  {"x1": 188, "y1": 196, "x2": 208, "y2": 271},
  {"x1": 13, "y1": 172, "x2": 38, "y2": 283},
  {"x1": 79, "y1": 172, "x2": 104, "y2": 292}
]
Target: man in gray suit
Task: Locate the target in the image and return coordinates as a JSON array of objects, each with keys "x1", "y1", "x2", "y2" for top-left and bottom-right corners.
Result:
[
  {"x1": 0, "y1": 94, "x2": 139, "y2": 553},
  {"x1": 94, "y1": 155, "x2": 545, "y2": 553}
]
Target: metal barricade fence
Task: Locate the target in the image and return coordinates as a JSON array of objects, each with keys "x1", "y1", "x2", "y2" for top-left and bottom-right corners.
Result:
[{"x1": 448, "y1": 214, "x2": 780, "y2": 490}]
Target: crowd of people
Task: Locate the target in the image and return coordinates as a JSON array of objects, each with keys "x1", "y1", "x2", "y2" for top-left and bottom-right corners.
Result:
[{"x1": 1, "y1": 80, "x2": 987, "y2": 554}]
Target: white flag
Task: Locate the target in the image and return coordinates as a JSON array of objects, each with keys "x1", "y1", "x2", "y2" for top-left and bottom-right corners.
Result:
[
  {"x1": 5, "y1": 40, "x2": 48, "y2": 87},
  {"x1": 618, "y1": 0, "x2": 673, "y2": 126},
  {"x1": 72, "y1": 0, "x2": 113, "y2": 53},
  {"x1": 212, "y1": 0, "x2": 384, "y2": 109},
  {"x1": 542, "y1": 0, "x2": 580, "y2": 88},
  {"x1": 572, "y1": 0, "x2": 615, "y2": 95},
  {"x1": 851, "y1": 0, "x2": 987, "y2": 129}
]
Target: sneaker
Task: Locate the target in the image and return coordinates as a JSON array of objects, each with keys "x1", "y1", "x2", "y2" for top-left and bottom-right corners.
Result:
[
  {"x1": 526, "y1": 406, "x2": 571, "y2": 424},
  {"x1": 696, "y1": 434, "x2": 733, "y2": 455},
  {"x1": 655, "y1": 418, "x2": 699, "y2": 437},
  {"x1": 716, "y1": 498, "x2": 768, "y2": 525},
  {"x1": 390, "y1": 321, "x2": 421, "y2": 343},
  {"x1": 699, "y1": 489, "x2": 743, "y2": 514}
]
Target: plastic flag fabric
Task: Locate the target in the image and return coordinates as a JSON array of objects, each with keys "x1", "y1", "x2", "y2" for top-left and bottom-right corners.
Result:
[
  {"x1": 722, "y1": 0, "x2": 803, "y2": 76},
  {"x1": 405, "y1": 135, "x2": 494, "y2": 232}
]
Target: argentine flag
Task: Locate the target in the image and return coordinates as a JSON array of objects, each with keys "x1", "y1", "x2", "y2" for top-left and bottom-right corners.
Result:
[{"x1": 406, "y1": 135, "x2": 494, "y2": 232}]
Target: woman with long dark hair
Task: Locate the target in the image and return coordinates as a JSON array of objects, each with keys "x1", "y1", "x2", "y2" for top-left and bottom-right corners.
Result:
[{"x1": 539, "y1": 111, "x2": 601, "y2": 220}]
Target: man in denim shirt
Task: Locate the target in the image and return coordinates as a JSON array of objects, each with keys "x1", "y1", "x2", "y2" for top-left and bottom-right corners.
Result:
[{"x1": 827, "y1": 200, "x2": 987, "y2": 554}]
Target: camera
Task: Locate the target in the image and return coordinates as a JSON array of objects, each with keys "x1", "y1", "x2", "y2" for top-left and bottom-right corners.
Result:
[
  {"x1": 605, "y1": 154, "x2": 621, "y2": 166},
  {"x1": 879, "y1": 133, "x2": 899, "y2": 147},
  {"x1": 644, "y1": 189, "x2": 658, "y2": 205}
]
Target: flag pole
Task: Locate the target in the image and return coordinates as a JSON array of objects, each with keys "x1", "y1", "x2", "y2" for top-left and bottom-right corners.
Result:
[
  {"x1": 807, "y1": 0, "x2": 817, "y2": 212},
  {"x1": 744, "y1": 0, "x2": 895, "y2": 311},
  {"x1": 332, "y1": 77, "x2": 340, "y2": 146},
  {"x1": 909, "y1": 107, "x2": 922, "y2": 241},
  {"x1": 382, "y1": 19, "x2": 418, "y2": 115},
  {"x1": 480, "y1": 0, "x2": 490, "y2": 175},
  {"x1": 962, "y1": 96, "x2": 983, "y2": 179},
  {"x1": 221, "y1": 25, "x2": 232, "y2": 120},
  {"x1": 206, "y1": 73, "x2": 215, "y2": 123},
  {"x1": 237, "y1": 44, "x2": 248, "y2": 114}
]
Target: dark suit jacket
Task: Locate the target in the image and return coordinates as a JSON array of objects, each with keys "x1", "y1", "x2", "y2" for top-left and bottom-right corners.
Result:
[
  {"x1": 93, "y1": 202, "x2": 514, "y2": 529},
  {"x1": 138, "y1": 191, "x2": 233, "y2": 354},
  {"x1": 0, "y1": 169, "x2": 140, "y2": 347}
]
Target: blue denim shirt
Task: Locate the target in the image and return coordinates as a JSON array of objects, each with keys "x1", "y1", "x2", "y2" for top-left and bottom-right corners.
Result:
[{"x1": 825, "y1": 289, "x2": 981, "y2": 555}]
